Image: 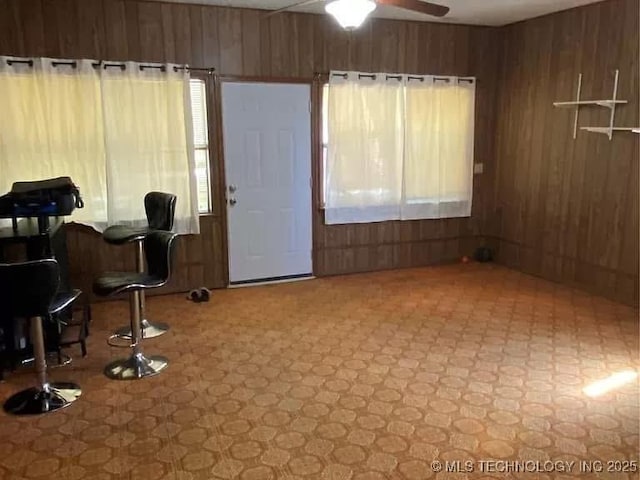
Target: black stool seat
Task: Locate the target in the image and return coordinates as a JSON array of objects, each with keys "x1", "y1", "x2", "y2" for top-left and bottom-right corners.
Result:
[
  {"x1": 93, "y1": 273, "x2": 165, "y2": 296},
  {"x1": 50, "y1": 289, "x2": 82, "y2": 315},
  {"x1": 102, "y1": 225, "x2": 149, "y2": 245},
  {"x1": 103, "y1": 192, "x2": 176, "y2": 246}
]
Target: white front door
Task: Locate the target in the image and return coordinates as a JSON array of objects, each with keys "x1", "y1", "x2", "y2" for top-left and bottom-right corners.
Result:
[{"x1": 221, "y1": 82, "x2": 312, "y2": 283}]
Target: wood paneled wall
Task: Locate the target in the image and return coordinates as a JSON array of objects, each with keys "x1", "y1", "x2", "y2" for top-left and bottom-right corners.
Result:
[
  {"x1": 492, "y1": 0, "x2": 639, "y2": 305},
  {"x1": 0, "y1": 0, "x2": 501, "y2": 297}
]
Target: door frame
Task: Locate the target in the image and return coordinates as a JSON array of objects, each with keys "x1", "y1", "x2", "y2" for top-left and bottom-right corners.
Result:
[{"x1": 215, "y1": 76, "x2": 315, "y2": 285}]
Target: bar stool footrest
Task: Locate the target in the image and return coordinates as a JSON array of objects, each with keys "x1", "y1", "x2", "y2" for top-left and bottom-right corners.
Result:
[
  {"x1": 114, "y1": 319, "x2": 169, "y2": 339},
  {"x1": 21, "y1": 352, "x2": 73, "y2": 368}
]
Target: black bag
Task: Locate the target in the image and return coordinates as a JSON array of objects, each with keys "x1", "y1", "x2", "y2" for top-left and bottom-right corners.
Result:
[
  {"x1": 474, "y1": 246, "x2": 493, "y2": 263},
  {"x1": 7, "y1": 176, "x2": 84, "y2": 215}
]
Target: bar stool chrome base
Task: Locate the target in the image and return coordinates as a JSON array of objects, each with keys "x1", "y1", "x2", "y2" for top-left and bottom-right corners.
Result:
[
  {"x1": 3, "y1": 383, "x2": 81, "y2": 415},
  {"x1": 114, "y1": 319, "x2": 169, "y2": 339},
  {"x1": 104, "y1": 352, "x2": 168, "y2": 380}
]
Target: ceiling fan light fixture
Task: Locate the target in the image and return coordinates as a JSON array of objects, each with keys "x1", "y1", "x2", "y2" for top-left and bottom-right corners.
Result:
[{"x1": 325, "y1": 0, "x2": 377, "y2": 29}]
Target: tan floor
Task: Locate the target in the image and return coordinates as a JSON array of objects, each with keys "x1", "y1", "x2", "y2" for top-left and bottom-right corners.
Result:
[{"x1": 0, "y1": 264, "x2": 638, "y2": 480}]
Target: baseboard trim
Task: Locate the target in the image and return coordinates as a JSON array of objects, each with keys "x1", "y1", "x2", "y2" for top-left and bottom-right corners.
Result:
[{"x1": 229, "y1": 273, "x2": 315, "y2": 288}]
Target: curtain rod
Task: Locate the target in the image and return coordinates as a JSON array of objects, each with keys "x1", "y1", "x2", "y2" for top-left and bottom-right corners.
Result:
[
  {"x1": 316, "y1": 71, "x2": 475, "y2": 84},
  {"x1": 5, "y1": 58, "x2": 215, "y2": 74}
]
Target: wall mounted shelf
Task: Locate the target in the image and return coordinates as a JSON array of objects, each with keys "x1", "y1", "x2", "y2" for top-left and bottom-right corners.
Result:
[
  {"x1": 580, "y1": 126, "x2": 640, "y2": 136},
  {"x1": 553, "y1": 100, "x2": 627, "y2": 108},
  {"x1": 553, "y1": 69, "x2": 637, "y2": 140}
]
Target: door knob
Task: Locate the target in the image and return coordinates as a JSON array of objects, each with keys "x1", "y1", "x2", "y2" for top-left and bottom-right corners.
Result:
[
  {"x1": 228, "y1": 185, "x2": 237, "y2": 193},
  {"x1": 229, "y1": 198, "x2": 237, "y2": 206}
]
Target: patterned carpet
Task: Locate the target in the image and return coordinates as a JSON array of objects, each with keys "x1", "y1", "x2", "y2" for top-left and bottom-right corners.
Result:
[{"x1": 0, "y1": 264, "x2": 638, "y2": 480}]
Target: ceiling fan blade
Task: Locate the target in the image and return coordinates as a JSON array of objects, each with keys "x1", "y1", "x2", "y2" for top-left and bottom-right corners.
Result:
[
  {"x1": 376, "y1": 0, "x2": 450, "y2": 17},
  {"x1": 265, "y1": 0, "x2": 325, "y2": 17}
]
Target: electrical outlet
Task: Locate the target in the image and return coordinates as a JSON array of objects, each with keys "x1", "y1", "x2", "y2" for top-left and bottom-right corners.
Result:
[{"x1": 474, "y1": 163, "x2": 484, "y2": 174}]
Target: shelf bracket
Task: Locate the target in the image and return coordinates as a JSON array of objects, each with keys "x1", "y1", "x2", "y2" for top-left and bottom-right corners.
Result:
[
  {"x1": 572, "y1": 73, "x2": 582, "y2": 140},
  {"x1": 606, "y1": 69, "x2": 620, "y2": 141}
]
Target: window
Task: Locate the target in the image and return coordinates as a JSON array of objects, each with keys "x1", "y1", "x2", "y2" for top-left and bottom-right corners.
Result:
[
  {"x1": 322, "y1": 71, "x2": 475, "y2": 224},
  {"x1": 189, "y1": 78, "x2": 212, "y2": 214}
]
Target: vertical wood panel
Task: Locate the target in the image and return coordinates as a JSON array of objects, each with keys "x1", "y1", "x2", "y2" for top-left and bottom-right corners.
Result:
[
  {"x1": 0, "y1": 0, "x2": 14, "y2": 54},
  {"x1": 56, "y1": 0, "x2": 79, "y2": 56},
  {"x1": 124, "y1": 0, "x2": 141, "y2": 61},
  {"x1": 160, "y1": 3, "x2": 176, "y2": 62},
  {"x1": 171, "y1": 4, "x2": 191, "y2": 64},
  {"x1": 189, "y1": 5, "x2": 205, "y2": 67},
  {"x1": 403, "y1": 23, "x2": 420, "y2": 74},
  {"x1": 16, "y1": 0, "x2": 46, "y2": 57},
  {"x1": 312, "y1": 15, "x2": 327, "y2": 73},
  {"x1": 349, "y1": 23, "x2": 373, "y2": 72},
  {"x1": 421, "y1": 23, "x2": 443, "y2": 74},
  {"x1": 325, "y1": 20, "x2": 350, "y2": 71},
  {"x1": 522, "y1": 17, "x2": 554, "y2": 276},
  {"x1": 268, "y1": 15, "x2": 292, "y2": 76},
  {"x1": 201, "y1": 6, "x2": 220, "y2": 68},
  {"x1": 218, "y1": 7, "x2": 242, "y2": 75},
  {"x1": 76, "y1": 0, "x2": 106, "y2": 59},
  {"x1": 296, "y1": 14, "x2": 315, "y2": 77},
  {"x1": 137, "y1": 1, "x2": 165, "y2": 62},
  {"x1": 452, "y1": 25, "x2": 469, "y2": 73},
  {"x1": 41, "y1": 0, "x2": 62, "y2": 56},
  {"x1": 240, "y1": 9, "x2": 262, "y2": 76},
  {"x1": 102, "y1": 0, "x2": 128, "y2": 59},
  {"x1": 371, "y1": 19, "x2": 403, "y2": 72}
]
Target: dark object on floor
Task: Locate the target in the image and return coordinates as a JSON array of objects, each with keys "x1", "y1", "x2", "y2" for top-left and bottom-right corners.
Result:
[
  {"x1": 474, "y1": 247, "x2": 493, "y2": 262},
  {"x1": 1, "y1": 259, "x2": 82, "y2": 415},
  {"x1": 187, "y1": 287, "x2": 211, "y2": 303}
]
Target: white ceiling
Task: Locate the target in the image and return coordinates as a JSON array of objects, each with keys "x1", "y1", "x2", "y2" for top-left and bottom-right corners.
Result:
[{"x1": 145, "y1": 0, "x2": 605, "y2": 26}]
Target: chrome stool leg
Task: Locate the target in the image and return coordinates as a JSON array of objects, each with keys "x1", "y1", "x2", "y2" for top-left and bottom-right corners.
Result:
[
  {"x1": 113, "y1": 241, "x2": 169, "y2": 339},
  {"x1": 104, "y1": 290, "x2": 168, "y2": 380},
  {"x1": 4, "y1": 316, "x2": 81, "y2": 415}
]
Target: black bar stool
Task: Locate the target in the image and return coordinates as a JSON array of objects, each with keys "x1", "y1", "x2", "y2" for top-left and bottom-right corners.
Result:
[
  {"x1": 94, "y1": 231, "x2": 178, "y2": 380},
  {"x1": 1, "y1": 259, "x2": 82, "y2": 415},
  {"x1": 103, "y1": 192, "x2": 177, "y2": 339}
]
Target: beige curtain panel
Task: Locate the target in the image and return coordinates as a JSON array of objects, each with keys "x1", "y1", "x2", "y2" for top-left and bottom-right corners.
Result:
[
  {"x1": 0, "y1": 56, "x2": 199, "y2": 234},
  {"x1": 324, "y1": 70, "x2": 475, "y2": 225}
]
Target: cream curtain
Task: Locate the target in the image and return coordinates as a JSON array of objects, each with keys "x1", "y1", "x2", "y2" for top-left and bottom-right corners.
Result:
[
  {"x1": 100, "y1": 63, "x2": 198, "y2": 233},
  {"x1": 0, "y1": 56, "x2": 199, "y2": 234},
  {"x1": 325, "y1": 72, "x2": 404, "y2": 223},
  {"x1": 0, "y1": 59, "x2": 107, "y2": 227},
  {"x1": 324, "y1": 71, "x2": 475, "y2": 225},
  {"x1": 403, "y1": 75, "x2": 475, "y2": 220}
]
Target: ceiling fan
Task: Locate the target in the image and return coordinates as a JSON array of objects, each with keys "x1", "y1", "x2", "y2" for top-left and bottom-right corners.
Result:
[{"x1": 267, "y1": 0, "x2": 450, "y2": 29}]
